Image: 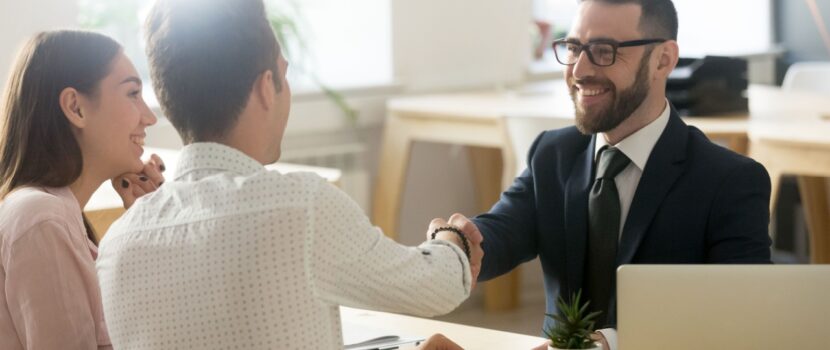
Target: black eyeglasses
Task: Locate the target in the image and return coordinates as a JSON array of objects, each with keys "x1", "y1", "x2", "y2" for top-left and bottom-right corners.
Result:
[{"x1": 552, "y1": 38, "x2": 667, "y2": 67}]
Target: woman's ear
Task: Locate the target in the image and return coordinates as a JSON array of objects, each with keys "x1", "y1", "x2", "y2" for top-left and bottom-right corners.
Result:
[{"x1": 59, "y1": 87, "x2": 87, "y2": 129}]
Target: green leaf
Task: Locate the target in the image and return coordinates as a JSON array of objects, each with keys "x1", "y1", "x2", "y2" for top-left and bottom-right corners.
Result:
[
  {"x1": 544, "y1": 289, "x2": 601, "y2": 349},
  {"x1": 264, "y1": 0, "x2": 358, "y2": 125}
]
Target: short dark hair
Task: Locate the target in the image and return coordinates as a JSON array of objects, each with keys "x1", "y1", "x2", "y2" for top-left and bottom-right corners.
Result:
[
  {"x1": 145, "y1": 0, "x2": 282, "y2": 144},
  {"x1": 581, "y1": 0, "x2": 678, "y2": 40}
]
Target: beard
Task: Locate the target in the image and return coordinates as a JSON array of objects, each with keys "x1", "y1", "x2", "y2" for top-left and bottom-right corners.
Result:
[{"x1": 569, "y1": 51, "x2": 652, "y2": 135}]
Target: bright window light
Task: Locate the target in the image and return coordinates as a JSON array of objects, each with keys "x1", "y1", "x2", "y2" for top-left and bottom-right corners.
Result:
[
  {"x1": 78, "y1": 0, "x2": 393, "y2": 93},
  {"x1": 532, "y1": 0, "x2": 773, "y2": 60}
]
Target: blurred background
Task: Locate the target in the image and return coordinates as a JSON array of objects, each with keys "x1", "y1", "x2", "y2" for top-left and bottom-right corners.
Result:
[{"x1": 1, "y1": 0, "x2": 828, "y2": 336}]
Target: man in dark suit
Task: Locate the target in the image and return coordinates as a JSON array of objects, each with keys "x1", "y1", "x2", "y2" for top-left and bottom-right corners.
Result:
[{"x1": 441, "y1": 0, "x2": 771, "y2": 348}]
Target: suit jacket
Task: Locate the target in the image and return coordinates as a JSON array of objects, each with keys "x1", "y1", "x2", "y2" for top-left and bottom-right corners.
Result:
[{"x1": 472, "y1": 107, "x2": 771, "y2": 331}]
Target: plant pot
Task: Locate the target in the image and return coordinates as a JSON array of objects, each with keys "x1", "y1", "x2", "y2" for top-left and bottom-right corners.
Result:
[{"x1": 548, "y1": 344, "x2": 601, "y2": 350}]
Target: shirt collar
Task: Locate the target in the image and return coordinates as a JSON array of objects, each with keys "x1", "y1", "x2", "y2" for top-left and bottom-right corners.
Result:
[
  {"x1": 43, "y1": 186, "x2": 89, "y2": 246},
  {"x1": 594, "y1": 99, "x2": 671, "y2": 171},
  {"x1": 45, "y1": 186, "x2": 82, "y2": 213},
  {"x1": 174, "y1": 142, "x2": 264, "y2": 180}
]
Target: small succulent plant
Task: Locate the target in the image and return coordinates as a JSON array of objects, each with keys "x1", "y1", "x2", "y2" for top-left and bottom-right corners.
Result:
[{"x1": 544, "y1": 290, "x2": 602, "y2": 349}]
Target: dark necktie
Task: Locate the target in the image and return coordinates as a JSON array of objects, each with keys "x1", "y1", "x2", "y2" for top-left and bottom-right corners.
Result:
[{"x1": 585, "y1": 146, "x2": 630, "y2": 327}]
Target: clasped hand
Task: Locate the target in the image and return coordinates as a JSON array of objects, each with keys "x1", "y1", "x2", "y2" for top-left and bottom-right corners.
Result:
[
  {"x1": 426, "y1": 213, "x2": 484, "y2": 290},
  {"x1": 111, "y1": 153, "x2": 166, "y2": 209}
]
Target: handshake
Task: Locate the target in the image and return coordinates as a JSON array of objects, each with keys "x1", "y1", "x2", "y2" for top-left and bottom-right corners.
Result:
[{"x1": 426, "y1": 213, "x2": 485, "y2": 289}]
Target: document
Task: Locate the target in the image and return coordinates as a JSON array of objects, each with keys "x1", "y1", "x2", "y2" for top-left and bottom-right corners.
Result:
[{"x1": 342, "y1": 321, "x2": 425, "y2": 350}]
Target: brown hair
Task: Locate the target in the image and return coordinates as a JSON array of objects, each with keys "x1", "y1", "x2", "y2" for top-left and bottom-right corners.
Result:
[
  {"x1": 581, "y1": 0, "x2": 679, "y2": 40},
  {"x1": 145, "y1": 0, "x2": 282, "y2": 144},
  {"x1": 0, "y1": 30, "x2": 122, "y2": 244}
]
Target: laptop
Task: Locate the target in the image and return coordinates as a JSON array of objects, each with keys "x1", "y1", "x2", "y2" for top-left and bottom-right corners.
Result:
[{"x1": 617, "y1": 265, "x2": 830, "y2": 350}]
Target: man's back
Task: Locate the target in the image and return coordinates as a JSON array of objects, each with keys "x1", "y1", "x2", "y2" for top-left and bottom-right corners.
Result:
[{"x1": 97, "y1": 143, "x2": 472, "y2": 349}]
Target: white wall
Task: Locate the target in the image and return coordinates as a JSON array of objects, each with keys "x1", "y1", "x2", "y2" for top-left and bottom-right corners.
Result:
[
  {"x1": 0, "y1": 1, "x2": 79, "y2": 86},
  {"x1": 392, "y1": 0, "x2": 532, "y2": 92}
]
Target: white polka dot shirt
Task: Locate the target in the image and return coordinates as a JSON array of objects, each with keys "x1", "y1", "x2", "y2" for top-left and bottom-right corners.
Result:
[{"x1": 96, "y1": 142, "x2": 471, "y2": 349}]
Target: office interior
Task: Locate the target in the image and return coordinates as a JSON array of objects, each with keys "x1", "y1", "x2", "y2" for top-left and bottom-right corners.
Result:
[{"x1": 1, "y1": 0, "x2": 828, "y2": 338}]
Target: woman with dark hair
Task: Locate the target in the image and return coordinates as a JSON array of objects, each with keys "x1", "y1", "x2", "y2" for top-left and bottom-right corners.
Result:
[{"x1": 0, "y1": 30, "x2": 163, "y2": 349}]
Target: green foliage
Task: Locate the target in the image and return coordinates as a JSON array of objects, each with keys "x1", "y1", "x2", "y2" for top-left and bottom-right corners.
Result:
[
  {"x1": 265, "y1": 1, "x2": 358, "y2": 124},
  {"x1": 544, "y1": 290, "x2": 601, "y2": 349}
]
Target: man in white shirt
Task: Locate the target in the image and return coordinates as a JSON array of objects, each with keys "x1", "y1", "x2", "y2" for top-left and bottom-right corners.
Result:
[
  {"x1": 442, "y1": 1, "x2": 772, "y2": 349},
  {"x1": 96, "y1": 0, "x2": 481, "y2": 349}
]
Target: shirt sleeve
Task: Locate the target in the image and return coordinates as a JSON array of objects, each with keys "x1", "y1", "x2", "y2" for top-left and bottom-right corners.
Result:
[
  {"x1": 3, "y1": 220, "x2": 101, "y2": 350},
  {"x1": 307, "y1": 181, "x2": 471, "y2": 317},
  {"x1": 596, "y1": 328, "x2": 618, "y2": 350}
]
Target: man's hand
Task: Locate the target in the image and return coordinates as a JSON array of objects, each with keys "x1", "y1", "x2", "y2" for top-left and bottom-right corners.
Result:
[
  {"x1": 426, "y1": 213, "x2": 484, "y2": 290},
  {"x1": 531, "y1": 340, "x2": 551, "y2": 350},
  {"x1": 416, "y1": 333, "x2": 462, "y2": 350},
  {"x1": 591, "y1": 331, "x2": 610, "y2": 350},
  {"x1": 112, "y1": 153, "x2": 166, "y2": 209}
]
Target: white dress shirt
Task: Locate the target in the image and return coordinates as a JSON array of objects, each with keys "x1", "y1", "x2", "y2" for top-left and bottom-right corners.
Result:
[
  {"x1": 594, "y1": 100, "x2": 671, "y2": 238},
  {"x1": 96, "y1": 142, "x2": 471, "y2": 350},
  {"x1": 593, "y1": 100, "x2": 671, "y2": 350}
]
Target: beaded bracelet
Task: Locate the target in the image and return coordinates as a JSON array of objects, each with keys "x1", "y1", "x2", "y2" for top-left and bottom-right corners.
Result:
[{"x1": 430, "y1": 226, "x2": 471, "y2": 260}]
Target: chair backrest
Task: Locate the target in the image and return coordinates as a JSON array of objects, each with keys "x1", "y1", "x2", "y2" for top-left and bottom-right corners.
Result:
[
  {"x1": 782, "y1": 61, "x2": 830, "y2": 93},
  {"x1": 504, "y1": 115, "x2": 573, "y2": 178},
  {"x1": 749, "y1": 61, "x2": 830, "y2": 120}
]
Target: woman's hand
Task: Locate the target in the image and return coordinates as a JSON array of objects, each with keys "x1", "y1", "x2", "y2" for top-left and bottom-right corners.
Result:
[{"x1": 112, "y1": 153, "x2": 165, "y2": 209}]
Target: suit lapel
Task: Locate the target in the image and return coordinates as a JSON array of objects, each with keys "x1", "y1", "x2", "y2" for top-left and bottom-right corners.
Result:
[
  {"x1": 563, "y1": 134, "x2": 596, "y2": 293},
  {"x1": 618, "y1": 109, "x2": 689, "y2": 265}
]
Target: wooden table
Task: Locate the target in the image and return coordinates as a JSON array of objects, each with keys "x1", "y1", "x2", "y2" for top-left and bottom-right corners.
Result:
[
  {"x1": 373, "y1": 80, "x2": 751, "y2": 311},
  {"x1": 340, "y1": 307, "x2": 546, "y2": 349},
  {"x1": 749, "y1": 118, "x2": 830, "y2": 263},
  {"x1": 85, "y1": 147, "x2": 342, "y2": 240}
]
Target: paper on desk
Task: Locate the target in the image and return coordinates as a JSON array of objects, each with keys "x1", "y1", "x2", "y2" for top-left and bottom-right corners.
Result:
[{"x1": 342, "y1": 321, "x2": 425, "y2": 350}]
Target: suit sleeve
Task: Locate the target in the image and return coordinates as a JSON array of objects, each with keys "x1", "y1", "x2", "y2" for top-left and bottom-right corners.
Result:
[
  {"x1": 473, "y1": 131, "x2": 546, "y2": 281},
  {"x1": 706, "y1": 159, "x2": 773, "y2": 263}
]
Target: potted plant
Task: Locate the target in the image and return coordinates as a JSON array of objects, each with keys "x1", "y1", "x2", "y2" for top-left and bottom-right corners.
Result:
[{"x1": 544, "y1": 290, "x2": 602, "y2": 350}]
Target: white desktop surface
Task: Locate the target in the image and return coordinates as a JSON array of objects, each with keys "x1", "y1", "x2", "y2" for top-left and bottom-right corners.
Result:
[{"x1": 340, "y1": 307, "x2": 546, "y2": 349}]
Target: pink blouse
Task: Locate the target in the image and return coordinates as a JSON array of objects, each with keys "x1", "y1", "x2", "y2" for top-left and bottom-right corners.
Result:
[{"x1": 0, "y1": 187, "x2": 111, "y2": 350}]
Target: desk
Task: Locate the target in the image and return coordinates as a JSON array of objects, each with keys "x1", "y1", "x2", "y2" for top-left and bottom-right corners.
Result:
[
  {"x1": 749, "y1": 119, "x2": 830, "y2": 263},
  {"x1": 85, "y1": 147, "x2": 342, "y2": 240},
  {"x1": 340, "y1": 307, "x2": 546, "y2": 349},
  {"x1": 373, "y1": 80, "x2": 752, "y2": 311}
]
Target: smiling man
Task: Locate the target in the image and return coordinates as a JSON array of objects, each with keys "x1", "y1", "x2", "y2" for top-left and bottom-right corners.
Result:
[{"x1": 440, "y1": 0, "x2": 772, "y2": 349}]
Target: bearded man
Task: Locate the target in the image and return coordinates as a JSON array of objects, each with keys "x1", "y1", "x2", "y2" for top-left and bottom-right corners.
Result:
[{"x1": 439, "y1": 1, "x2": 772, "y2": 349}]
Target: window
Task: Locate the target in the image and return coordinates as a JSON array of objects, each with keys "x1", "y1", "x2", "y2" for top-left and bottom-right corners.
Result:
[
  {"x1": 531, "y1": 0, "x2": 774, "y2": 63},
  {"x1": 77, "y1": 0, "x2": 393, "y2": 93},
  {"x1": 275, "y1": 0, "x2": 392, "y2": 90},
  {"x1": 674, "y1": 0, "x2": 772, "y2": 57}
]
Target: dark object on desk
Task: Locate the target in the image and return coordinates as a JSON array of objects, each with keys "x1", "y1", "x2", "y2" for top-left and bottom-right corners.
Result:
[{"x1": 667, "y1": 56, "x2": 748, "y2": 116}]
